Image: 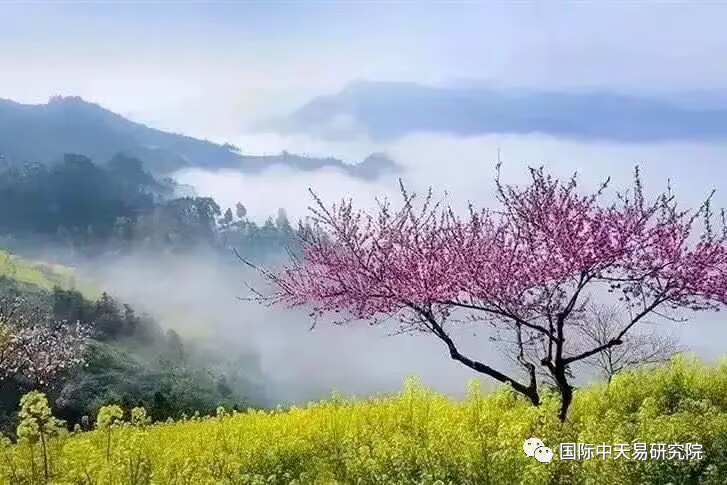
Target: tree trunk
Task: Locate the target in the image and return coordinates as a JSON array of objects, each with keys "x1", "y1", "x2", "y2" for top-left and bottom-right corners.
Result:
[
  {"x1": 553, "y1": 313, "x2": 574, "y2": 421},
  {"x1": 557, "y1": 382, "x2": 574, "y2": 422},
  {"x1": 525, "y1": 386, "x2": 541, "y2": 407},
  {"x1": 553, "y1": 358, "x2": 574, "y2": 421}
]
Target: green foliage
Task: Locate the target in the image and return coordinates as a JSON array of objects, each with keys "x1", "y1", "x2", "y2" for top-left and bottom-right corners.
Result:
[
  {"x1": 0, "y1": 266, "x2": 251, "y2": 434},
  {"x1": 95, "y1": 404, "x2": 124, "y2": 430},
  {"x1": 52, "y1": 288, "x2": 158, "y2": 342},
  {"x1": 1, "y1": 358, "x2": 726, "y2": 484},
  {"x1": 52, "y1": 338, "x2": 248, "y2": 426},
  {"x1": 0, "y1": 250, "x2": 99, "y2": 300},
  {"x1": 0, "y1": 154, "x2": 163, "y2": 251},
  {"x1": 0, "y1": 153, "x2": 298, "y2": 255},
  {"x1": 16, "y1": 392, "x2": 64, "y2": 444},
  {"x1": 130, "y1": 407, "x2": 151, "y2": 427},
  {"x1": 15, "y1": 391, "x2": 66, "y2": 483}
]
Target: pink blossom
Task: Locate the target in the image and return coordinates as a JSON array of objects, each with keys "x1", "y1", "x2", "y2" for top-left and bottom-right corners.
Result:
[{"x1": 257, "y1": 166, "x2": 727, "y2": 420}]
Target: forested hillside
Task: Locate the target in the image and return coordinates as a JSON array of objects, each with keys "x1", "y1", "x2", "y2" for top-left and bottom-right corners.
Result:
[
  {"x1": 0, "y1": 151, "x2": 298, "y2": 257},
  {"x1": 0, "y1": 151, "x2": 300, "y2": 436}
]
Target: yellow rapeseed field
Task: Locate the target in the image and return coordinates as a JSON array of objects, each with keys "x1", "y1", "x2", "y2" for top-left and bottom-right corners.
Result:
[{"x1": 2, "y1": 357, "x2": 726, "y2": 484}]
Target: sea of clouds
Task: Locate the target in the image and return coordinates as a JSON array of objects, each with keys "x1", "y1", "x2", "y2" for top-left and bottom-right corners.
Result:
[{"x1": 162, "y1": 130, "x2": 727, "y2": 402}]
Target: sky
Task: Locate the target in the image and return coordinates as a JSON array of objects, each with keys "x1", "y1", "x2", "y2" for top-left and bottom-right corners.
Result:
[
  {"x1": 5, "y1": 1, "x2": 727, "y2": 267},
  {"x1": 3, "y1": 2, "x2": 727, "y2": 395},
  {"x1": 3, "y1": 2, "x2": 727, "y2": 138}
]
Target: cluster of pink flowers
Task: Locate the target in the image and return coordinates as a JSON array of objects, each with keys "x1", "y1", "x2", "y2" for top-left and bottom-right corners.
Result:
[{"x1": 274, "y1": 168, "x2": 727, "y2": 324}]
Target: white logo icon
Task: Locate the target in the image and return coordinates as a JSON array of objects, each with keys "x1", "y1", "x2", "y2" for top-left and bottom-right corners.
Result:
[
  {"x1": 534, "y1": 446, "x2": 554, "y2": 463},
  {"x1": 524, "y1": 437, "x2": 553, "y2": 463},
  {"x1": 523, "y1": 438, "x2": 545, "y2": 457}
]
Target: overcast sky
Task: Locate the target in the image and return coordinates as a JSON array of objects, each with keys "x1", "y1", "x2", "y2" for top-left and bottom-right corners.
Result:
[
  {"x1": 3, "y1": 2, "x2": 727, "y2": 138},
  {"x1": 3, "y1": 2, "x2": 725, "y2": 219}
]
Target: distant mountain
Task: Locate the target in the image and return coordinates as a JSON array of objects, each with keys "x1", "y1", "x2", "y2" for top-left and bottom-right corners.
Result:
[
  {"x1": 271, "y1": 81, "x2": 727, "y2": 142},
  {"x1": 0, "y1": 95, "x2": 399, "y2": 178}
]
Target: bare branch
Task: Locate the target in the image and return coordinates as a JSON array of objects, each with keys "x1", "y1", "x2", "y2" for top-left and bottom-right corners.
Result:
[{"x1": 570, "y1": 302, "x2": 680, "y2": 381}]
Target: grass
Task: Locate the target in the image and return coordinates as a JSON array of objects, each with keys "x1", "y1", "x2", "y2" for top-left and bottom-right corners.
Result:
[{"x1": 0, "y1": 249, "x2": 101, "y2": 300}]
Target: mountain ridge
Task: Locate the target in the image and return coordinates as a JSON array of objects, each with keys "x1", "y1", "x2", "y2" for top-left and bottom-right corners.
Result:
[
  {"x1": 271, "y1": 81, "x2": 727, "y2": 142},
  {"x1": 0, "y1": 95, "x2": 399, "y2": 179}
]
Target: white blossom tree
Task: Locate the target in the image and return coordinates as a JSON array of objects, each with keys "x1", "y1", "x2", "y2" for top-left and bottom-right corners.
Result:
[{"x1": 0, "y1": 297, "x2": 89, "y2": 388}]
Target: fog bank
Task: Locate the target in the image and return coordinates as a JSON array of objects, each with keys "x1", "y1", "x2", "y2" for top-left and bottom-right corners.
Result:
[
  {"x1": 78, "y1": 251, "x2": 513, "y2": 404},
  {"x1": 169, "y1": 132, "x2": 727, "y2": 393},
  {"x1": 176, "y1": 132, "x2": 727, "y2": 224}
]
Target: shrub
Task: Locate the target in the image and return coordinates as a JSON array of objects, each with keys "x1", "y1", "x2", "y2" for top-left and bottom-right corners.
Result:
[{"x1": 1, "y1": 357, "x2": 726, "y2": 484}]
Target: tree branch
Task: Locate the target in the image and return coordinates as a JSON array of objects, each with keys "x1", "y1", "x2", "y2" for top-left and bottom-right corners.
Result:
[
  {"x1": 437, "y1": 300, "x2": 557, "y2": 341},
  {"x1": 410, "y1": 303, "x2": 539, "y2": 401},
  {"x1": 563, "y1": 297, "x2": 667, "y2": 364}
]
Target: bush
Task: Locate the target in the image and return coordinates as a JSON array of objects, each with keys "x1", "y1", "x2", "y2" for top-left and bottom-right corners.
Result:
[{"x1": 1, "y1": 357, "x2": 726, "y2": 484}]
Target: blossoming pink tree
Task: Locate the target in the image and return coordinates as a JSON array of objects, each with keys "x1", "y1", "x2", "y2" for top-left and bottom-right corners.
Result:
[{"x1": 246, "y1": 166, "x2": 727, "y2": 421}]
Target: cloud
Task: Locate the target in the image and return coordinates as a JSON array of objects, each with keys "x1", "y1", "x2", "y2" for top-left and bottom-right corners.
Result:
[
  {"x1": 389, "y1": 133, "x2": 727, "y2": 208},
  {"x1": 81, "y1": 250, "x2": 497, "y2": 404},
  {"x1": 174, "y1": 165, "x2": 390, "y2": 224},
  {"x1": 3, "y1": 3, "x2": 727, "y2": 140},
  {"x1": 173, "y1": 132, "x2": 727, "y2": 377},
  {"x1": 185, "y1": 132, "x2": 727, "y2": 224}
]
